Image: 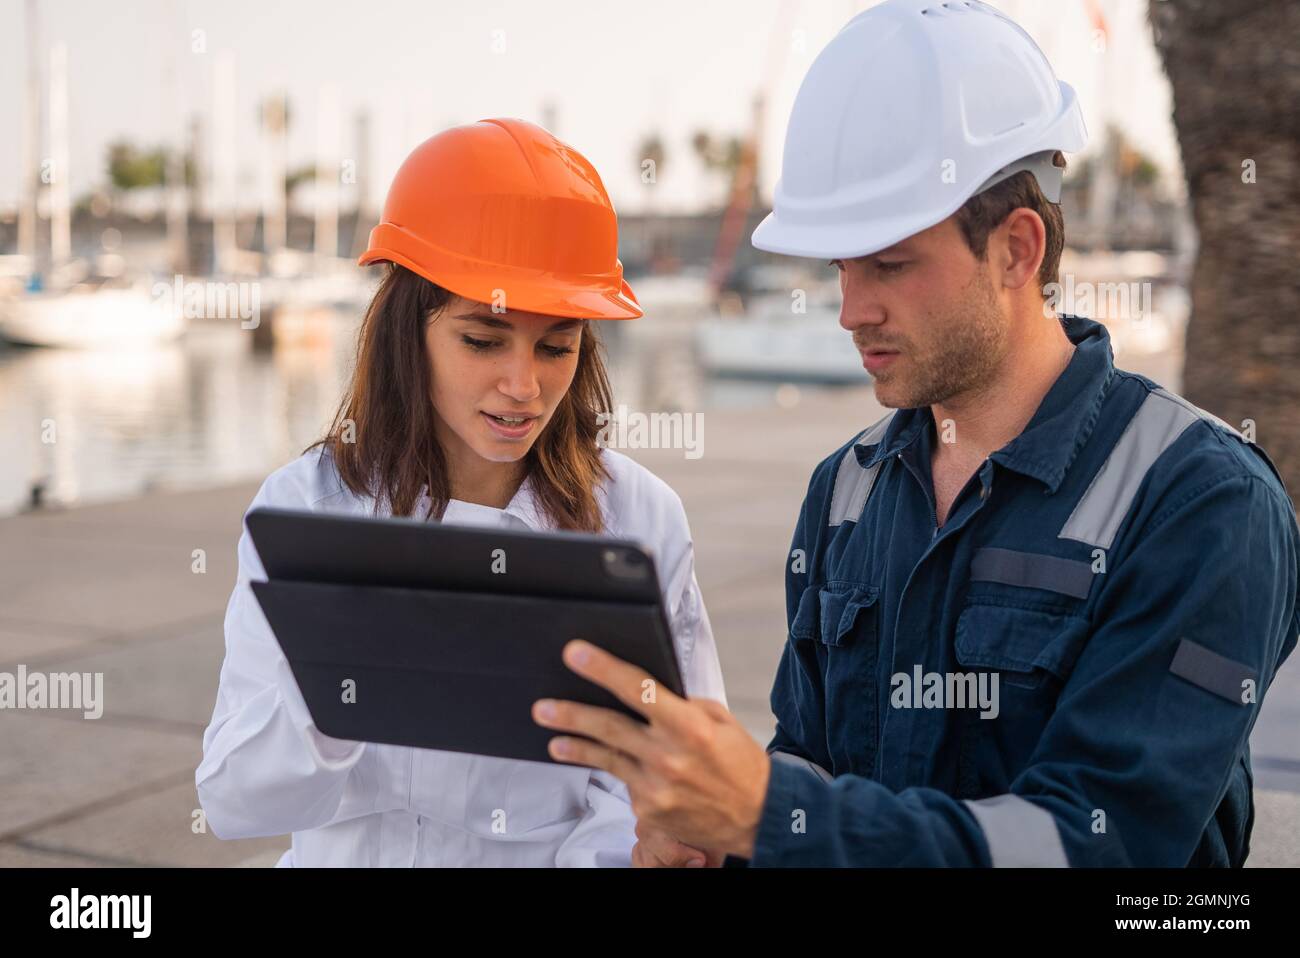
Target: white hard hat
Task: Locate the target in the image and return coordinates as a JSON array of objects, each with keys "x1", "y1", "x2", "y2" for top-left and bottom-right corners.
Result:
[{"x1": 752, "y1": 0, "x2": 1088, "y2": 260}]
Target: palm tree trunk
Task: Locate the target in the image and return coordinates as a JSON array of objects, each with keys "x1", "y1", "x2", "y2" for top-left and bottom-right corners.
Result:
[{"x1": 1150, "y1": 0, "x2": 1300, "y2": 508}]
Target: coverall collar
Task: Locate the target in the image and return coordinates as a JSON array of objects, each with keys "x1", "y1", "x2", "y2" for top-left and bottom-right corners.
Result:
[{"x1": 856, "y1": 314, "x2": 1115, "y2": 494}]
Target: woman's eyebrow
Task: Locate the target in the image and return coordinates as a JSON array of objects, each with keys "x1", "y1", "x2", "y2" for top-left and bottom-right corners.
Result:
[
  {"x1": 454, "y1": 313, "x2": 581, "y2": 332},
  {"x1": 454, "y1": 314, "x2": 512, "y2": 329}
]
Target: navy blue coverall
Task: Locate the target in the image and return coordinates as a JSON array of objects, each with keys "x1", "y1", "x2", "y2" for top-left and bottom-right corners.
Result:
[{"x1": 749, "y1": 314, "x2": 1299, "y2": 866}]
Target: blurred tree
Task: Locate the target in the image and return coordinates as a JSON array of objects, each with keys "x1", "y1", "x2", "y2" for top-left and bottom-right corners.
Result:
[
  {"x1": 1073, "y1": 126, "x2": 1163, "y2": 212},
  {"x1": 1151, "y1": 0, "x2": 1300, "y2": 506},
  {"x1": 635, "y1": 133, "x2": 674, "y2": 269},
  {"x1": 107, "y1": 141, "x2": 166, "y2": 191},
  {"x1": 692, "y1": 130, "x2": 758, "y2": 207},
  {"x1": 105, "y1": 140, "x2": 195, "y2": 210}
]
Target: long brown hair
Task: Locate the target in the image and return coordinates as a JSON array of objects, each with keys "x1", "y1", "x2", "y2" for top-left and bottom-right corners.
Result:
[{"x1": 305, "y1": 263, "x2": 614, "y2": 531}]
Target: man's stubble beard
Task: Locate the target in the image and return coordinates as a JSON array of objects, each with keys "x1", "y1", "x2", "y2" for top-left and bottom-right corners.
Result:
[{"x1": 869, "y1": 267, "x2": 1008, "y2": 410}]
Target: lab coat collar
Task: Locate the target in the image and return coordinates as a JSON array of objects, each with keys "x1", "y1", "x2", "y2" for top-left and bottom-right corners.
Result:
[
  {"x1": 413, "y1": 469, "x2": 548, "y2": 532},
  {"x1": 498, "y1": 470, "x2": 547, "y2": 532}
]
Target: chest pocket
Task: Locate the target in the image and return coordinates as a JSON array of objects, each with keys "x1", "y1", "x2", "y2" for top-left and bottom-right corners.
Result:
[
  {"x1": 812, "y1": 583, "x2": 881, "y2": 775},
  {"x1": 952, "y1": 601, "x2": 1091, "y2": 790},
  {"x1": 954, "y1": 601, "x2": 1090, "y2": 690}
]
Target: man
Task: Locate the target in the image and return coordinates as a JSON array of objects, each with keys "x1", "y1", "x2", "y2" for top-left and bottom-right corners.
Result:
[{"x1": 532, "y1": 0, "x2": 1299, "y2": 866}]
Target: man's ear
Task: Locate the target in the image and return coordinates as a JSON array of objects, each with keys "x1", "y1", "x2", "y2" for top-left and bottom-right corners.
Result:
[{"x1": 998, "y1": 208, "x2": 1047, "y2": 293}]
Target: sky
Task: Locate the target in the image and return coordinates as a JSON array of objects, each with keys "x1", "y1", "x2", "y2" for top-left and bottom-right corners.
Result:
[{"x1": 0, "y1": 0, "x2": 1184, "y2": 216}]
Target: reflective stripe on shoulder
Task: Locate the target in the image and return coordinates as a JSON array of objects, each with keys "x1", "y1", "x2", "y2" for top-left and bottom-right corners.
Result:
[
  {"x1": 828, "y1": 413, "x2": 894, "y2": 526},
  {"x1": 963, "y1": 794, "x2": 1068, "y2": 867},
  {"x1": 1058, "y1": 388, "x2": 1213, "y2": 549},
  {"x1": 1154, "y1": 387, "x2": 1245, "y2": 440}
]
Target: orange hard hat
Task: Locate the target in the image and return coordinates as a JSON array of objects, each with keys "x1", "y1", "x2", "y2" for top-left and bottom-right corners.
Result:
[{"x1": 359, "y1": 118, "x2": 641, "y2": 320}]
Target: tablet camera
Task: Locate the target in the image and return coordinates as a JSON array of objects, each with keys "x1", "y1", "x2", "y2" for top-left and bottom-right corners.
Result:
[{"x1": 602, "y1": 547, "x2": 649, "y2": 582}]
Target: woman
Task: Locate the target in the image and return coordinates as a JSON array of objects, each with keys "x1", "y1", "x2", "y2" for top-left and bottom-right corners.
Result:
[{"x1": 195, "y1": 118, "x2": 727, "y2": 866}]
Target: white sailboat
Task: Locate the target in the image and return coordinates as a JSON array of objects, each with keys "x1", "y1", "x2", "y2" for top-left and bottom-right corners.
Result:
[
  {"x1": 0, "y1": 278, "x2": 183, "y2": 348},
  {"x1": 0, "y1": 23, "x2": 186, "y2": 348}
]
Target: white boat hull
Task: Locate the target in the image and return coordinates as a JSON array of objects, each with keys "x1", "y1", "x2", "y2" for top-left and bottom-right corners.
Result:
[
  {"x1": 0, "y1": 288, "x2": 186, "y2": 348},
  {"x1": 696, "y1": 310, "x2": 869, "y2": 384}
]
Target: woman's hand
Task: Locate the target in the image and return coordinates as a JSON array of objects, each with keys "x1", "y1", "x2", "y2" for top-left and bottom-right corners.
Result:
[{"x1": 631, "y1": 821, "x2": 725, "y2": 867}]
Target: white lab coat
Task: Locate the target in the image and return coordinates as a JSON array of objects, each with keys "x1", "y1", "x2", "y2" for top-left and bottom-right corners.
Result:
[{"x1": 196, "y1": 445, "x2": 727, "y2": 867}]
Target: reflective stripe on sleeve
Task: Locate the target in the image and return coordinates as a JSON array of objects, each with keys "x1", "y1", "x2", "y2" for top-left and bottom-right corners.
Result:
[
  {"x1": 769, "y1": 748, "x2": 834, "y2": 783},
  {"x1": 963, "y1": 794, "x2": 1069, "y2": 867}
]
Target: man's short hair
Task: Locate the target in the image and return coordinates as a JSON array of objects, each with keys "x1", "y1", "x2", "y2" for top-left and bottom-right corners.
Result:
[{"x1": 954, "y1": 150, "x2": 1067, "y2": 294}]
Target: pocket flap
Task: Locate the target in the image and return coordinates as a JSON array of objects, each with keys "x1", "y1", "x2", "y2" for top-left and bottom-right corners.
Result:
[
  {"x1": 818, "y1": 585, "x2": 879, "y2": 647},
  {"x1": 790, "y1": 585, "x2": 820, "y2": 642},
  {"x1": 955, "y1": 602, "x2": 1089, "y2": 678}
]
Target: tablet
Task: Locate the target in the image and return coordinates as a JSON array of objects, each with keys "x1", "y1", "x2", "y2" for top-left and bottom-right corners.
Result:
[{"x1": 245, "y1": 507, "x2": 685, "y2": 765}]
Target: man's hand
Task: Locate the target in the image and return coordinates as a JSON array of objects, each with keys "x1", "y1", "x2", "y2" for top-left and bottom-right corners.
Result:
[{"x1": 531, "y1": 640, "x2": 770, "y2": 859}]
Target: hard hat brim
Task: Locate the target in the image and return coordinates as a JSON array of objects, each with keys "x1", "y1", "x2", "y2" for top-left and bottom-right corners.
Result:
[
  {"x1": 358, "y1": 239, "x2": 642, "y2": 321},
  {"x1": 750, "y1": 208, "x2": 934, "y2": 261}
]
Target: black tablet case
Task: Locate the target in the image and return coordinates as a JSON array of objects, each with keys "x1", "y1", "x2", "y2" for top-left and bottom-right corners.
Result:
[{"x1": 246, "y1": 507, "x2": 685, "y2": 765}]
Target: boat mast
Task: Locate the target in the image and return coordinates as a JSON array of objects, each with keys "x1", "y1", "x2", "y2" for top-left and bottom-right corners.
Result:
[
  {"x1": 18, "y1": 0, "x2": 41, "y2": 273},
  {"x1": 163, "y1": 10, "x2": 189, "y2": 276},
  {"x1": 49, "y1": 40, "x2": 71, "y2": 267},
  {"x1": 314, "y1": 85, "x2": 340, "y2": 274},
  {"x1": 212, "y1": 51, "x2": 238, "y2": 275}
]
